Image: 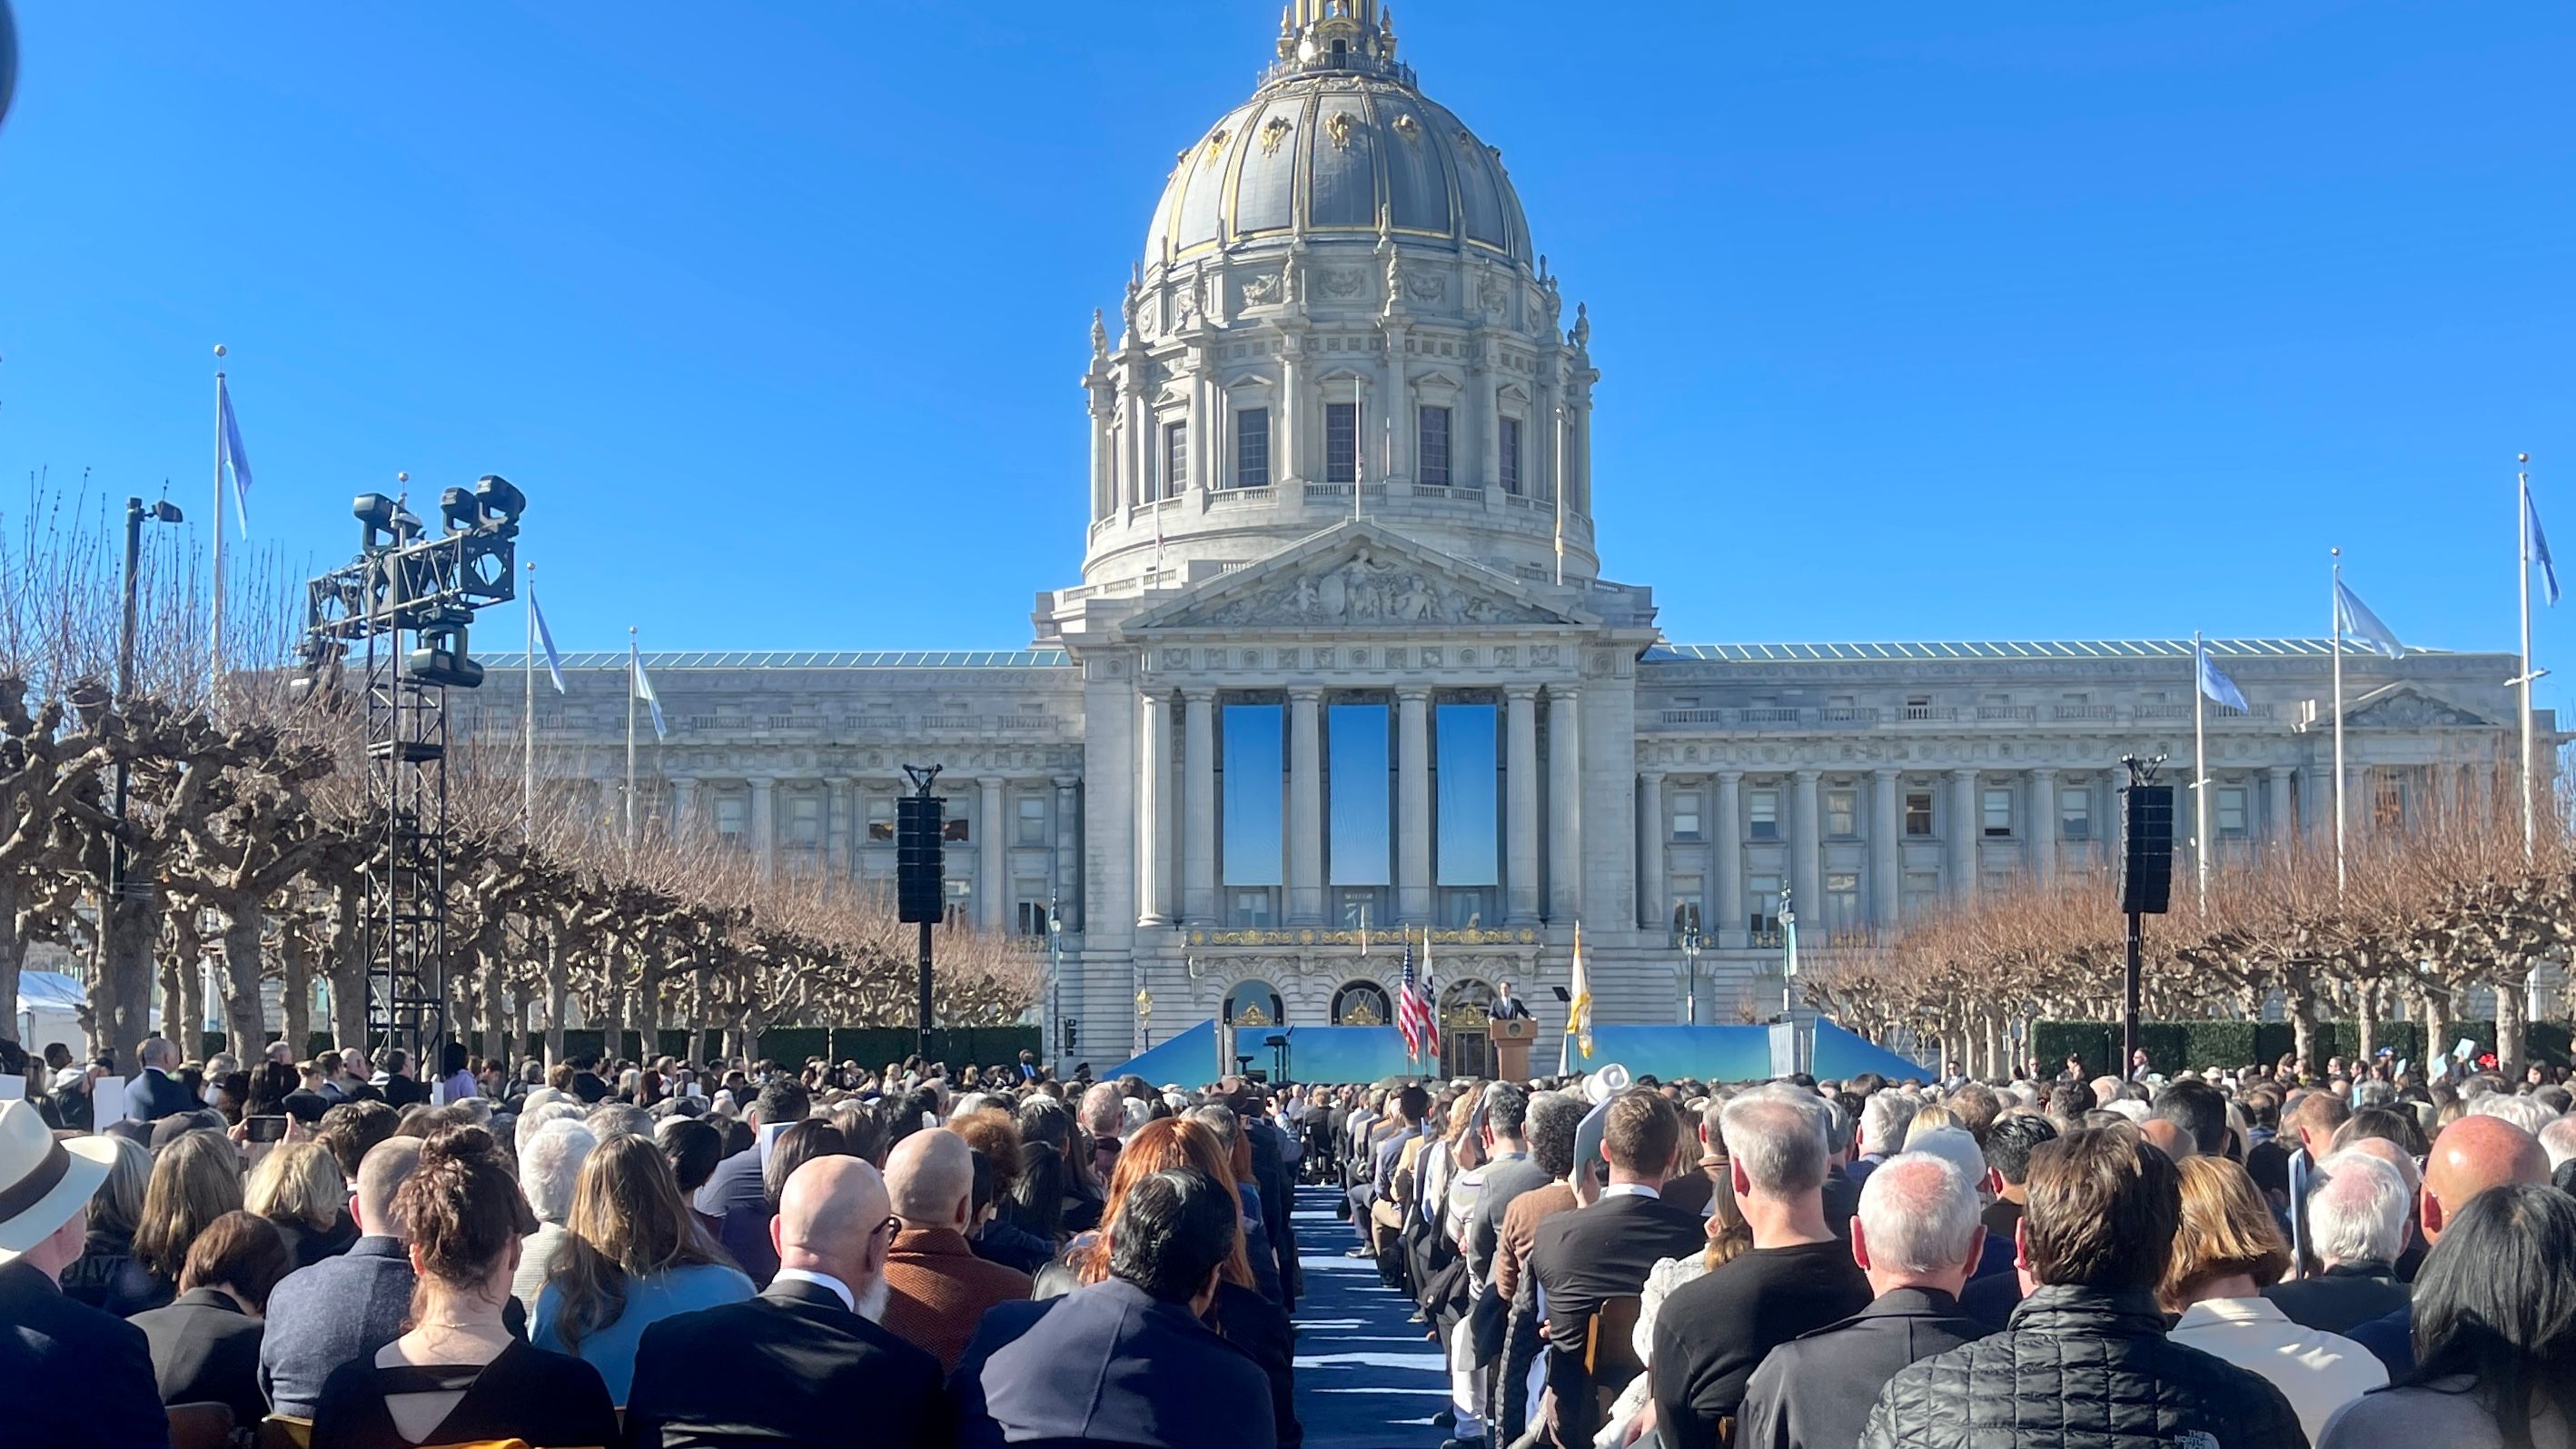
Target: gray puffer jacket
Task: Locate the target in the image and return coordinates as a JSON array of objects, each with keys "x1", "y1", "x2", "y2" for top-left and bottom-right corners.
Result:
[{"x1": 1858, "y1": 1285, "x2": 2310, "y2": 1449}]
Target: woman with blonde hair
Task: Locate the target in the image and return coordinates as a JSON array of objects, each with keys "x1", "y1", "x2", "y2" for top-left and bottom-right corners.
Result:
[
  {"x1": 533, "y1": 1134, "x2": 751, "y2": 1404},
  {"x1": 2163, "y1": 1155, "x2": 2383, "y2": 1442},
  {"x1": 60, "y1": 1133, "x2": 157, "y2": 1313},
  {"x1": 248, "y1": 1140, "x2": 358, "y2": 1268},
  {"x1": 130, "y1": 1130, "x2": 246, "y2": 1315}
]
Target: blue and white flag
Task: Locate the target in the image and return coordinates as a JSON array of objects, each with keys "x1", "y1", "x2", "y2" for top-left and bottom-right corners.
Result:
[
  {"x1": 630, "y1": 641, "x2": 667, "y2": 739},
  {"x1": 530, "y1": 591, "x2": 567, "y2": 693},
  {"x1": 2527, "y1": 481, "x2": 2561, "y2": 607},
  {"x1": 2195, "y1": 639, "x2": 2249, "y2": 713},
  {"x1": 2333, "y1": 580, "x2": 2405, "y2": 659},
  {"x1": 217, "y1": 375, "x2": 253, "y2": 532}
]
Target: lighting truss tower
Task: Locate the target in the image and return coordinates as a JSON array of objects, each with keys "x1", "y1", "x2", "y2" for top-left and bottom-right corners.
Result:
[{"x1": 294, "y1": 477, "x2": 525, "y2": 1070}]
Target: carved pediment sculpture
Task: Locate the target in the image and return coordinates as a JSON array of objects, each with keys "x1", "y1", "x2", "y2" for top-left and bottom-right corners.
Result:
[
  {"x1": 1129, "y1": 523, "x2": 1589, "y2": 633},
  {"x1": 2345, "y1": 689, "x2": 2493, "y2": 729}
]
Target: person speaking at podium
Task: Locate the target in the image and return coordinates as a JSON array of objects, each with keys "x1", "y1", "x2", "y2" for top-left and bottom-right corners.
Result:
[{"x1": 1488, "y1": 982, "x2": 1533, "y2": 1020}]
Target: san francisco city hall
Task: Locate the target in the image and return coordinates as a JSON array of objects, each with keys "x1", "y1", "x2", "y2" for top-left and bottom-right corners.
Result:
[{"x1": 468, "y1": 3, "x2": 2535, "y2": 1075}]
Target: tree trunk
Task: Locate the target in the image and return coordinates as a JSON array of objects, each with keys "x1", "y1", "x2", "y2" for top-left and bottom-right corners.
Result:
[
  {"x1": 2496, "y1": 968, "x2": 2526, "y2": 1071},
  {"x1": 2421, "y1": 985, "x2": 2452, "y2": 1075},
  {"x1": 2354, "y1": 981, "x2": 2379, "y2": 1063},
  {"x1": 281, "y1": 928, "x2": 312, "y2": 1057},
  {"x1": 598, "y1": 944, "x2": 626, "y2": 1065},
  {"x1": 639, "y1": 956, "x2": 663, "y2": 1060},
  {"x1": 690, "y1": 958, "x2": 714, "y2": 1066},
  {"x1": 544, "y1": 931, "x2": 568, "y2": 1067},
  {"x1": 0, "y1": 879, "x2": 24, "y2": 1057},
  {"x1": 2285, "y1": 979, "x2": 2318, "y2": 1073},
  {"x1": 331, "y1": 887, "x2": 368, "y2": 1049},
  {"x1": 175, "y1": 924, "x2": 207, "y2": 1058},
  {"x1": 93, "y1": 889, "x2": 162, "y2": 1065},
  {"x1": 481, "y1": 967, "x2": 505, "y2": 1065},
  {"x1": 214, "y1": 903, "x2": 269, "y2": 1059}
]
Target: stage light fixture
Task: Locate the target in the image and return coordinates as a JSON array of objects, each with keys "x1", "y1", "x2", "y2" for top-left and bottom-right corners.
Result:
[
  {"x1": 474, "y1": 474, "x2": 525, "y2": 525},
  {"x1": 440, "y1": 487, "x2": 480, "y2": 534},
  {"x1": 407, "y1": 622, "x2": 484, "y2": 689}
]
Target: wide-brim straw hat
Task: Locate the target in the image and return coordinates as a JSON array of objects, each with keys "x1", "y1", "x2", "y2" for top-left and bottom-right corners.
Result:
[{"x1": 0, "y1": 1099, "x2": 120, "y2": 1265}]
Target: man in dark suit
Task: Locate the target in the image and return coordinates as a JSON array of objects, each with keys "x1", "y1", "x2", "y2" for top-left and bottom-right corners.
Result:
[
  {"x1": 1530, "y1": 1090, "x2": 1709, "y2": 1449},
  {"x1": 1488, "y1": 981, "x2": 1534, "y2": 1020},
  {"x1": 0, "y1": 1098, "x2": 169, "y2": 1449},
  {"x1": 954, "y1": 1166, "x2": 1274, "y2": 1449},
  {"x1": 125, "y1": 1036, "x2": 203, "y2": 1123},
  {"x1": 628, "y1": 1154, "x2": 946, "y2": 1449},
  {"x1": 1737, "y1": 1152, "x2": 1991, "y2": 1449},
  {"x1": 693, "y1": 1077, "x2": 809, "y2": 1287},
  {"x1": 2263, "y1": 1148, "x2": 2413, "y2": 1335}
]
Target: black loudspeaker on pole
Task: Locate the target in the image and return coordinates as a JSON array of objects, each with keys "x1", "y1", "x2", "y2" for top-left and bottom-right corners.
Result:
[
  {"x1": 897, "y1": 765, "x2": 945, "y2": 1062},
  {"x1": 2116, "y1": 755, "x2": 2174, "y2": 1075}
]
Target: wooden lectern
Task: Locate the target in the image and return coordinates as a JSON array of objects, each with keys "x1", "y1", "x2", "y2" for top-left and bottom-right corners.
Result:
[{"x1": 1490, "y1": 1017, "x2": 1540, "y2": 1081}]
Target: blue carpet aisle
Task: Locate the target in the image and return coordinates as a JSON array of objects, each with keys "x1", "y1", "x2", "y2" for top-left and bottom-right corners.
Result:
[{"x1": 1291, "y1": 1185, "x2": 1452, "y2": 1449}]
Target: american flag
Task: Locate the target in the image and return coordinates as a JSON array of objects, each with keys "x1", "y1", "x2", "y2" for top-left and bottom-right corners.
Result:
[{"x1": 1396, "y1": 933, "x2": 1439, "y2": 1062}]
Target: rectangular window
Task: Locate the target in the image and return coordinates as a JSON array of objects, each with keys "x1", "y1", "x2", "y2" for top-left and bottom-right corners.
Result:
[
  {"x1": 2373, "y1": 772, "x2": 2405, "y2": 830},
  {"x1": 1328, "y1": 703, "x2": 1392, "y2": 886},
  {"x1": 1235, "y1": 408, "x2": 1271, "y2": 489},
  {"x1": 1222, "y1": 703, "x2": 1284, "y2": 887},
  {"x1": 943, "y1": 878, "x2": 973, "y2": 928},
  {"x1": 1325, "y1": 402, "x2": 1361, "y2": 483},
  {"x1": 1418, "y1": 406, "x2": 1452, "y2": 486},
  {"x1": 2058, "y1": 788, "x2": 2091, "y2": 841},
  {"x1": 1499, "y1": 417, "x2": 1523, "y2": 495},
  {"x1": 788, "y1": 794, "x2": 822, "y2": 846},
  {"x1": 716, "y1": 795, "x2": 746, "y2": 839},
  {"x1": 1904, "y1": 695, "x2": 1935, "y2": 720},
  {"x1": 1904, "y1": 789, "x2": 1934, "y2": 836},
  {"x1": 2217, "y1": 786, "x2": 2250, "y2": 838},
  {"x1": 1434, "y1": 701, "x2": 1500, "y2": 887},
  {"x1": 1902, "y1": 870, "x2": 1941, "y2": 918},
  {"x1": 1671, "y1": 878, "x2": 1704, "y2": 938},
  {"x1": 865, "y1": 795, "x2": 895, "y2": 842},
  {"x1": 1016, "y1": 795, "x2": 1047, "y2": 847},
  {"x1": 1748, "y1": 874, "x2": 1783, "y2": 936},
  {"x1": 1670, "y1": 789, "x2": 1702, "y2": 842},
  {"x1": 1162, "y1": 421, "x2": 1188, "y2": 498},
  {"x1": 1826, "y1": 872, "x2": 1860, "y2": 932},
  {"x1": 1231, "y1": 888, "x2": 1276, "y2": 928},
  {"x1": 1982, "y1": 788, "x2": 2013, "y2": 837},
  {"x1": 1748, "y1": 789, "x2": 1780, "y2": 840},
  {"x1": 1826, "y1": 789, "x2": 1858, "y2": 839},
  {"x1": 1015, "y1": 890, "x2": 1049, "y2": 938},
  {"x1": 1337, "y1": 888, "x2": 1382, "y2": 931}
]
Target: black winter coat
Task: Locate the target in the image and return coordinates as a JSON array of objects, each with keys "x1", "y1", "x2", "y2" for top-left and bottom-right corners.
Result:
[{"x1": 1858, "y1": 1285, "x2": 2310, "y2": 1449}]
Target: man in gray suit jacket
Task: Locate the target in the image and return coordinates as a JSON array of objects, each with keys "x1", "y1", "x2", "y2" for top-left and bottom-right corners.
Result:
[
  {"x1": 1736, "y1": 1151, "x2": 1992, "y2": 1449},
  {"x1": 1463, "y1": 1083, "x2": 1547, "y2": 1285},
  {"x1": 258, "y1": 1136, "x2": 423, "y2": 1418}
]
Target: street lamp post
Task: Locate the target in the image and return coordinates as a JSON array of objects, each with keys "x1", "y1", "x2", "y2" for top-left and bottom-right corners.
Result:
[
  {"x1": 1045, "y1": 902, "x2": 1065, "y2": 1074},
  {"x1": 1679, "y1": 927, "x2": 1702, "y2": 1025},
  {"x1": 101, "y1": 496, "x2": 183, "y2": 1041}
]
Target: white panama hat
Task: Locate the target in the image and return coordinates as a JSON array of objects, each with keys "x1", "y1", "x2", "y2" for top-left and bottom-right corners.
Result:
[{"x1": 0, "y1": 1099, "x2": 121, "y2": 1265}]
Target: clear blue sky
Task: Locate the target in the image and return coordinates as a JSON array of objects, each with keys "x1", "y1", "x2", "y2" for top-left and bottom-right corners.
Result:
[{"x1": 1, "y1": 4, "x2": 2569, "y2": 692}]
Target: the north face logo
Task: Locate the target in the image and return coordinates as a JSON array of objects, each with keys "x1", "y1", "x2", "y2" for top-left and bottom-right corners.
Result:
[{"x1": 2174, "y1": 1434, "x2": 2222, "y2": 1449}]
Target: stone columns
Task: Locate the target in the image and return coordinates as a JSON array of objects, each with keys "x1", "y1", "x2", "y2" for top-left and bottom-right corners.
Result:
[
  {"x1": 2266, "y1": 765, "x2": 2296, "y2": 840},
  {"x1": 1947, "y1": 769, "x2": 1979, "y2": 901},
  {"x1": 1053, "y1": 776, "x2": 1082, "y2": 930},
  {"x1": 1714, "y1": 770, "x2": 1744, "y2": 944},
  {"x1": 1279, "y1": 337, "x2": 1304, "y2": 483},
  {"x1": 1547, "y1": 687, "x2": 1582, "y2": 921},
  {"x1": 827, "y1": 778, "x2": 854, "y2": 876},
  {"x1": 1871, "y1": 768, "x2": 1901, "y2": 928},
  {"x1": 747, "y1": 776, "x2": 776, "y2": 878},
  {"x1": 1505, "y1": 687, "x2": 1541, "y2": 923},
  {"x1": 1138, "y1": 690, "x2": 1173, "y2": 926},
  {"x1": 2029, "y1": 769, "x2": 2058, "y2": 882},
  {"x1": 671, "y1": 778, "x2": 698, "y2": 835},
  {"x1": 1397, "y1": 689, "x2": 1432, "y2": 923},
  {"x1": 978, "y1": 776, "x2": 1007, "y2": 931},
  {"x1": 1385, "y1": 323, "x2": 1412, "y2": 482},
  {"x1": 1288, "y1": 689, "x2": 1325, "y2": 925},
  {"x1": 1639, "y1": 771, "x2": 1667, "y2": 932},
  {"x1": 1790, "y1": 769, "x2": 1823, "y2": 925},
  {"x1": 1182, "y1": 690, "x2": 1217, "y2": 924}
]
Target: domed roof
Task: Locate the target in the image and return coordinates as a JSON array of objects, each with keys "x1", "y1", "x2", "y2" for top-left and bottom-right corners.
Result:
[{"x1": 1143, "y1": 8, "x2": 1531, "y2": 266}]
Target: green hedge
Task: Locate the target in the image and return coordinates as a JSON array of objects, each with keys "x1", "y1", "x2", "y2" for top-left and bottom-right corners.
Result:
[{"x1": 2036, "y1": 1018, "x2": 2572, "y2": 1076}]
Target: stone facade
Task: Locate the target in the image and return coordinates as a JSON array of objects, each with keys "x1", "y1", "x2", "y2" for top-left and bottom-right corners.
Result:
[{"x1": 457, "y1": 4, "x2": 2543, "y2": 1073}]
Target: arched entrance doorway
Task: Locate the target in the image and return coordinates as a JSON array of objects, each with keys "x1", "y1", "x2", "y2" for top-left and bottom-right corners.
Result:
[
  {"x1": 1331, "y1": 979, "x2": 1392, "y2": 1027},
  {"x1": 1439, "y1": 978, "x2": 1495, "y2": 1078},
  {"x1": 1224, "y1": 979, "x2": 1283, "y2": 1079}
]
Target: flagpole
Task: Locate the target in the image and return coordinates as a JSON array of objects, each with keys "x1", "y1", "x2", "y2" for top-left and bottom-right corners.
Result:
[
  {"x1": 2519, "y1": 454, "x2": 2536, "y2": 861},
  {"x1": 2195, "y1": 631, "x2": 2210, "y2": 913},
  {"x1": 626, "y1": 626, "x2": 639, "y2": 853},
  {"x1": 524, "y1": 562, "x2": 537, "y2": 844},
  {"x1": 2332, "y1": 549, "x2": 2347, "y2": 896},
  {"x1": 211, "y1": 348, "x2": 228, "y2": 699}
]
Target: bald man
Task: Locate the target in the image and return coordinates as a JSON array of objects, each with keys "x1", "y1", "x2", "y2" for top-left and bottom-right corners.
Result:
[
  {"x1": 2341, "y1": 1113, "x2": 2550, "y2": 1380},
  {"x1": 625, "y1": 1156, "x2": 950, "y2": 1448},
  {"x1": 878, "y1": 1127, "x2": 1033, "y2": 1372}
]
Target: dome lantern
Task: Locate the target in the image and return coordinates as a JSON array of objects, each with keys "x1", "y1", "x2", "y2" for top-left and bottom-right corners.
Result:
[{"x1": 1271, "y1": 1, "x2": 1404, "y2": 85}]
